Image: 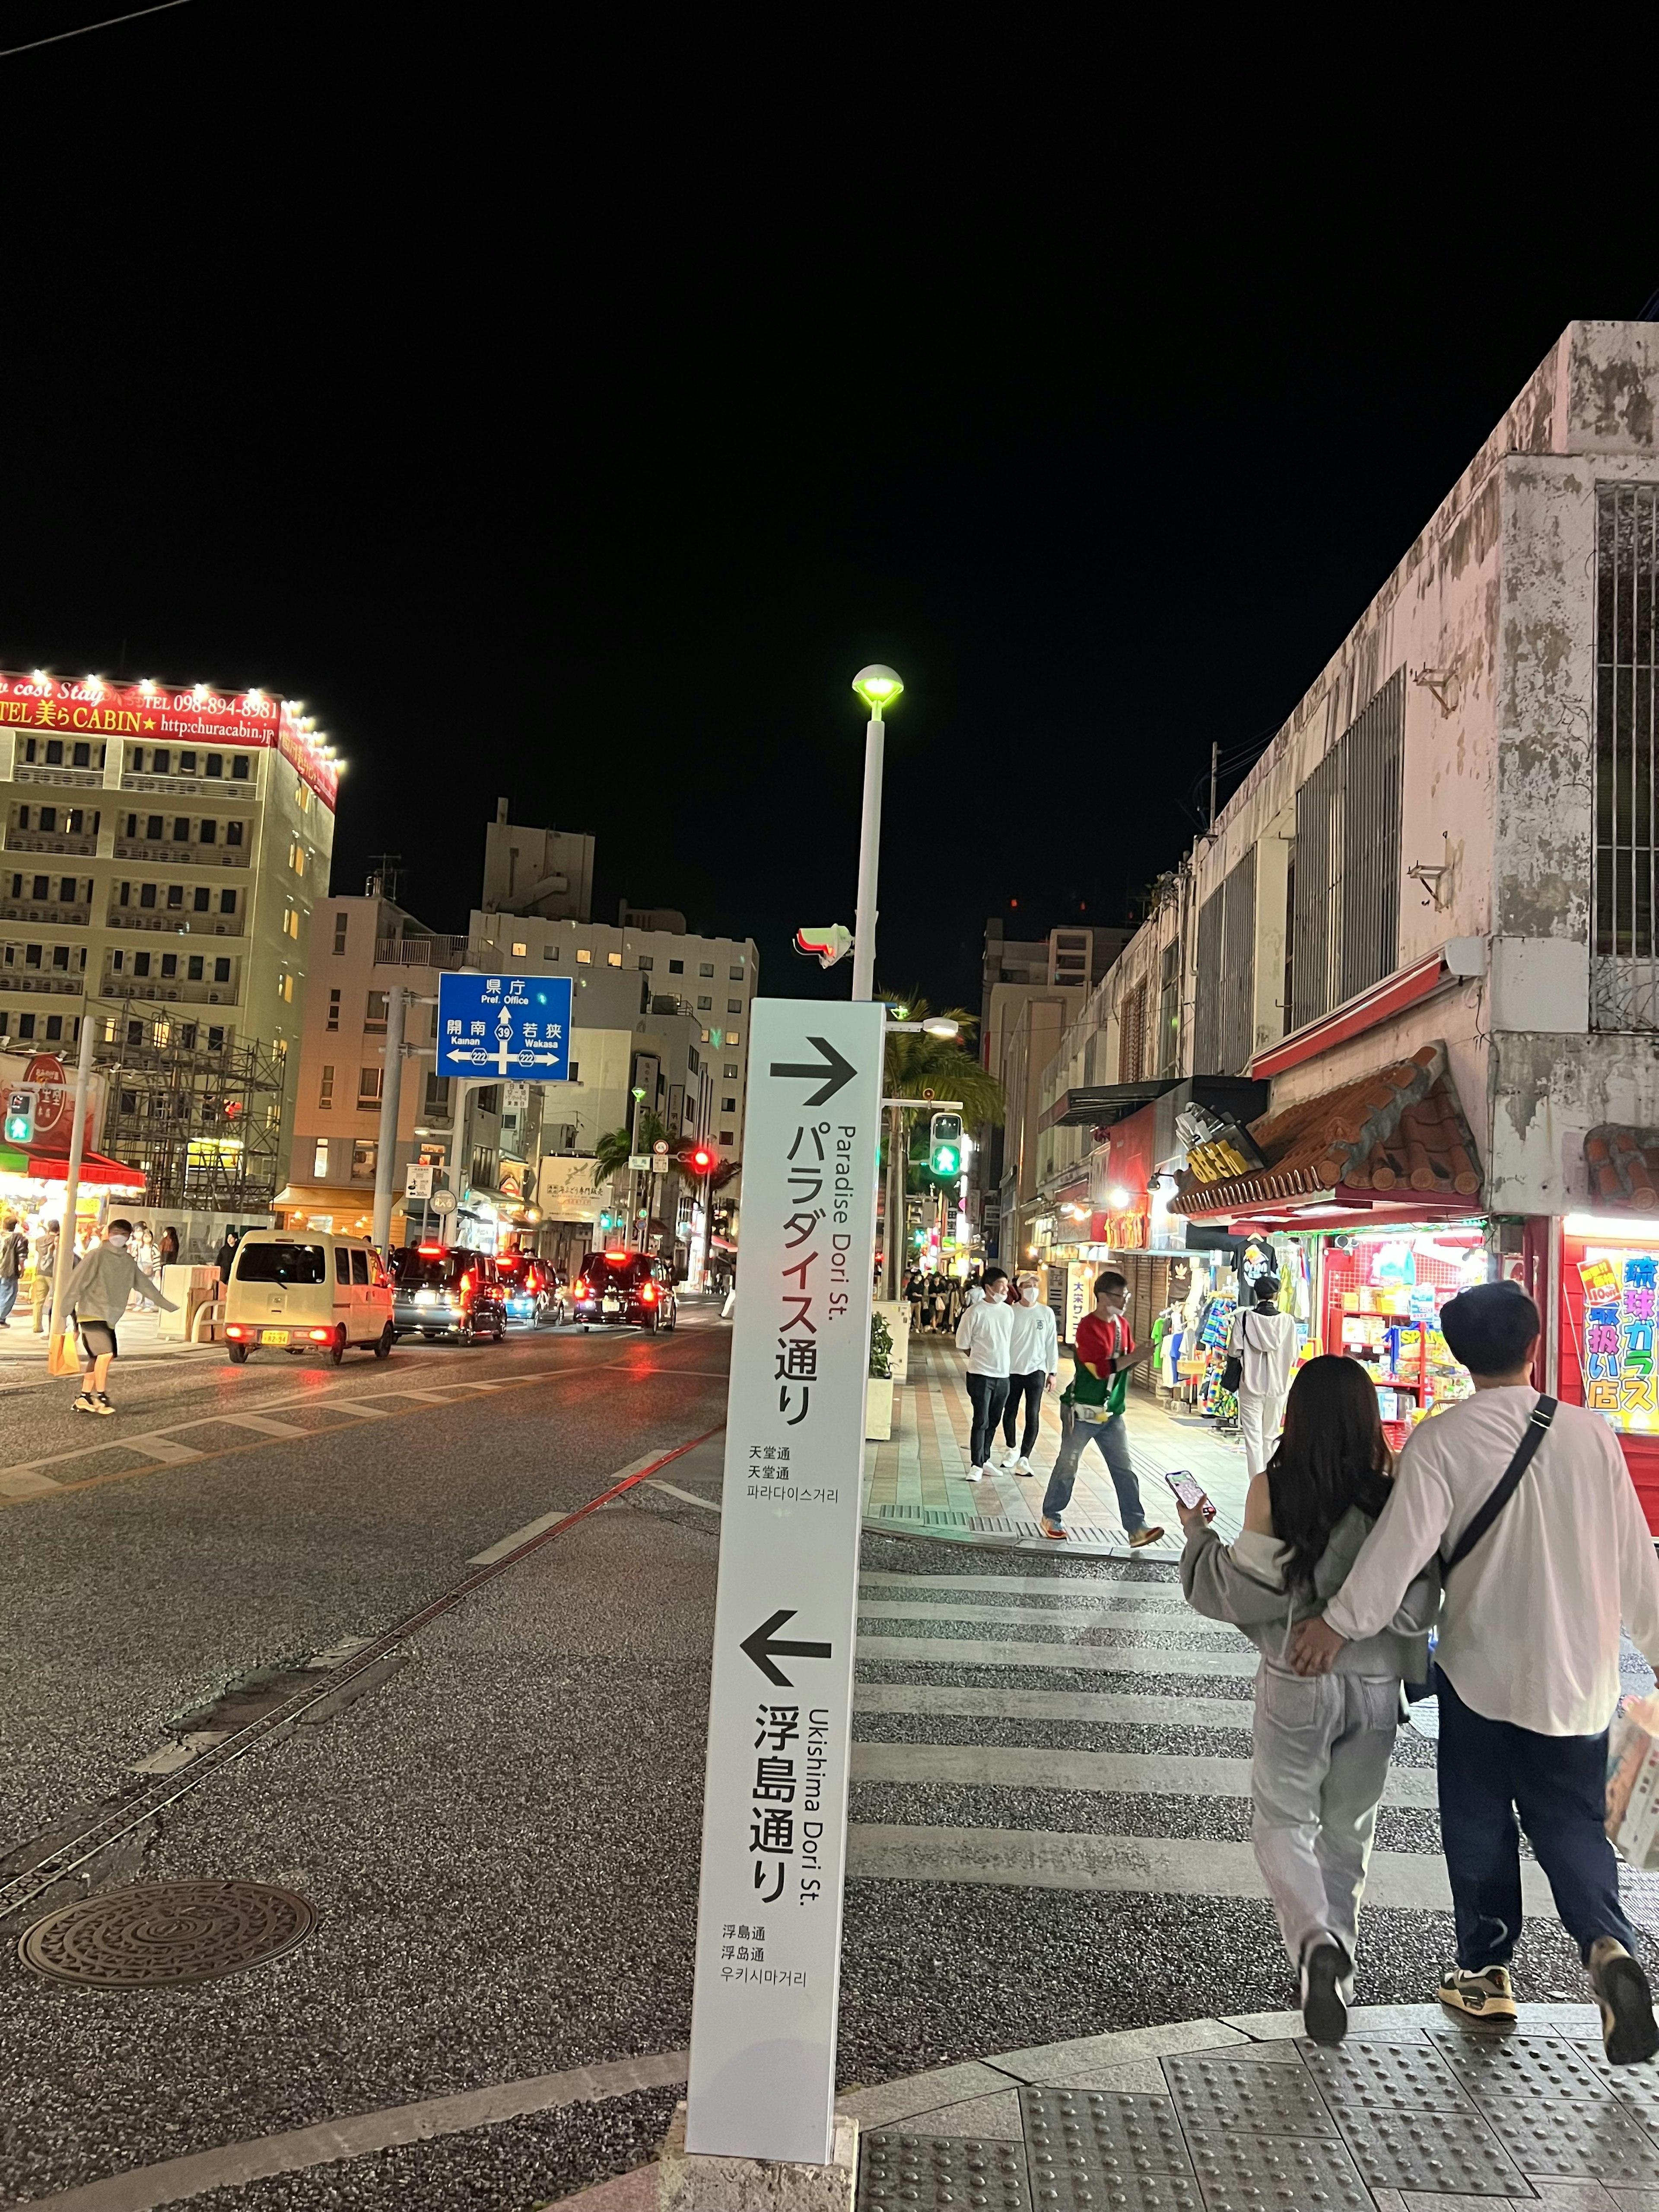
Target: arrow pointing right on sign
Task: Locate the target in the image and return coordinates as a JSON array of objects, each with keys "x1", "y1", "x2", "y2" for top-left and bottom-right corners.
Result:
[
  {"x1": 740, "y1": 1608, "x2": 833, "y2": 1688},
  {"x1": 768, "y1": 1036, "x2": 857, "y2": 1107}
]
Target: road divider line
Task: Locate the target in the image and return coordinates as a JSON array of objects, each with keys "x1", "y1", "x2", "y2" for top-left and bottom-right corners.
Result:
[{"x1": 642, "y1": 1478, "x2": 722, "y2": 1514}]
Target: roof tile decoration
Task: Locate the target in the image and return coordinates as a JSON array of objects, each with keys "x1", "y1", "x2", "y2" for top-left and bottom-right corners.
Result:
[
  {"x1": 1170, "y1": 1042, "x2": 1482, "y2": 1216},
  {"x1": 1586, "y1": 1125, "x2": 1659, "y2": 1212}
]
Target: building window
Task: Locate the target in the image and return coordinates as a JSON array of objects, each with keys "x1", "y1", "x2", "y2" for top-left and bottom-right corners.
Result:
[
  {"x1": 543, "y1": 945, "x2": 560, "y2": 962},
  {"x1": 1287, "y1": 669, "x2": 1404, "y2": 1033},
  {"x1": 352, "y1": 1141, "x2": 377, "y2": 1181},
  {"x1": 567, "y1": 1061, "x2": 579, "y2": 1082},
  {"x1": 1119, "y1": 983, "x2": 1147, "y2": 1084},
  {"x1": 231, "y1": 755, "x2": 249, "y2": 779},
  {"x1": 278, "y1": 972, "x2": 294, "y2": 1002},
  {"x1": 215, "y1": 957, "x2": 232, "y2": 982},
  {"x1": 132, "y1": 950, "x2": 151, "y2": 978},
  {"x1": 138, "y1": 883, "x2": 156, "y2": 909},
  {"x1": 638, "y1": 955, "x2": 654, "y2": 971},
  {"x1": 576, "y1": 948, "x2": 591, "y2": 964},
  {"x1": 724, "y1": 1063, "x2": 738, "y2": 1078},
  {"x1": 333, "y1": 913, "x2": 348, "y2": 953},
  {"x1": 424, "y1": 1072, "x2": 451, "y2": 1112},
  {"x1": 727, "y1": 998, "x2": 741, "y2": 1014},
  {"x1": 728, "y1": 965, "x2": 743, "y2": 980},
  {"x1": 206, "y1": 753, "x2": 223, "y2": 778},
  {"x1": 668, "y1": 958, "x2": 684, "y2": 974},
  {"x1": 721, "y1": 1096, "x2": 737, "y2": 1112},
  {"x1": 193, "y1": 886, "x2": 210, "y2": 912},
  {"x1": 151, "y1": 751, "x2": 169, "y2": 775},
  {"x1": 512, "y1": 941, "x2": 527, "y2": 956},
  {"x1": 283, "y1": 907, "x2": 300, "y2": 940},
  {"x1": 365, "y1": 990, "x2": 388, "y2": 1031},
  {"x1": 312, "y1": 1138, "x2": 329, "y2": 1179},
  {"x1": 358, "y1": 1066, "x2": 383, "y2": 1106},
  {"x1": 726, "y1": 1027, "x2": 740, "y2": 1046},
  {"x1": 221, "y1": 888, "x2": 237, "y2": 914},
  {"x1": 320, "y1": 1065, "x2": 335, "y2": 1109},
  {"x1": 719, "y1": 1129, "x2": 734, "y2": 1144},
  {"x1": 207, "y1": 1025, "x2": 225, "y2": 1049},
  {"x1": 1593, "y1": 484, "x2": 1659, "y2": 1027},
  {"x1": 697, "y1": 995, "x2": 712, "y2": 1010},
  {"x1": 188, "y1": 956, "x2": 204, "y2": 981},
  {"x1": 160, "y1": 953, "x2": 177, "y2": 979},
  {"x1": 15, "y1": 1013, "x2": 35, "y2": 1039},
  {"x1": 1193, "y1": 847, "x2": 1257, "y2": 1077},
  {"x1": 199, "y1": 818, "x2": 216, "y2": 844},
  {"x1": 327, "y1": 988, "x2": 340, "y2": 1030},
  {"x1": 607, "y1": 951, "x2": 622, "y2": 966}
]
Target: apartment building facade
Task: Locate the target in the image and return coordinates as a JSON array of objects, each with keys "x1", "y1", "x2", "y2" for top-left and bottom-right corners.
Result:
[
  {"x1": 0, "y1": 677, "x2": 333, "y2": 1227},
  {"x1": 1025, "y1": 319, "x2": 1659, "y2": 1519}
]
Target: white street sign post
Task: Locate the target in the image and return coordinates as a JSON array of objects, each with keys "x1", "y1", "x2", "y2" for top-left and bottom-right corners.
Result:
[{"x1": 684, "y1": 996, "x2": 884, "y2": 2167}]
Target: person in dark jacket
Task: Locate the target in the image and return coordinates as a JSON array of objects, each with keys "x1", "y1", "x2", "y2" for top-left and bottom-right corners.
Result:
[{"x1": 1177, "y1": 1354, "x2": 1437, "y2": 2045}]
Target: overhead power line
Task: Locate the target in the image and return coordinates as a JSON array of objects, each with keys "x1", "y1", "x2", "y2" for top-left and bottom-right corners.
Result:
[{"x1": 0, "y1": 0, "x2": 192, "y2": 61}]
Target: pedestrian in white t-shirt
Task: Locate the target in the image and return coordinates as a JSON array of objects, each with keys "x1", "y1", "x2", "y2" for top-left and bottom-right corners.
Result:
[
  {"x1": 1292, "y1": 1281, "x2": 1659, "y2": 2066},
  {"x1": 998, "y1": 1275, "x2": 1059, "y2": 1474},
  {"x1": 955, "y1": 1270, "x2": 1012, "y2": 1480},
  {"x1": 1230, "y1": 1275, "x2": 1298, "y2": 1475}
]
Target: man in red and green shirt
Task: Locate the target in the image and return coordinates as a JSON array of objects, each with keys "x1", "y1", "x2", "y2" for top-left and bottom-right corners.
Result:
[{"x1": 1040, "y1": 1271, "x2": 1164, "y2": 1546}]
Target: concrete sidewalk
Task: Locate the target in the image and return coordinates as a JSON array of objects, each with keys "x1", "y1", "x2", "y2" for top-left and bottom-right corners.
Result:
[{"x1": 862, "y1": 1336, "x2": 1249, "y2": 1561}]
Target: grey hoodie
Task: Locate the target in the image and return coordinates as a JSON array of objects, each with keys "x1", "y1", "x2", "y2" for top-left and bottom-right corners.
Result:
[
  {"x1": 64, "y1": 1242, "x2": 178, "y2": 1326},
  {"x1": 1182, "y1": 1503, "x2": 1438, "y2": 1679}
]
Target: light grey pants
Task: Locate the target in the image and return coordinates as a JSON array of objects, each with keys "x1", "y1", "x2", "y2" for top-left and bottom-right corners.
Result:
[{"x1": 1252, "y1": 1660, "x2": 1400, "y2": 1987}]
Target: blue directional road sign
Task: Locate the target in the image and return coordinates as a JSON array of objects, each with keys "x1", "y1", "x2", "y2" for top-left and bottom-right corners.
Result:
[{"x1": 435, "y1": 972, "x2": 573, "y2": 1081}]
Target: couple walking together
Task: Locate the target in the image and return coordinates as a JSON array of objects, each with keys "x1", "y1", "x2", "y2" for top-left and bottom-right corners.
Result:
[{"x1": 1180, "y1": 1278, "x2": 1659, "y2": 2071}]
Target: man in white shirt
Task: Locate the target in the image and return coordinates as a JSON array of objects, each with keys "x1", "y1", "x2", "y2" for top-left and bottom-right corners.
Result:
[
  {"x1": 1291, "y1": 1281, "x2": 1659, "y2": 2064},
  {"x1": 998, "y1": 1273, "x2": 1059, "y2": 1474},
  {"x1": 955, "y1": 1268, "x2": 1013, "y2": 1480},
  {"x1": 1230, "y1": 1274, "x2": 1298, "y2": 1476}
]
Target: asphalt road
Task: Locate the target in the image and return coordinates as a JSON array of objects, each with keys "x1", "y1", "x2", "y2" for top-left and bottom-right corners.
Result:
[{"x1": 0, "y1": 1310, "x2": 1619, "y2": 2209}]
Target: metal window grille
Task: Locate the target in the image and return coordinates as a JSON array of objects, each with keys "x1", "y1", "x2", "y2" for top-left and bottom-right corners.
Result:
[
  {"x1": 1158, "y1": 940, "x2": 1180, "y2": 1076},
  {"x1": 1119, "y1": 982, "x2": 1146, "y2": 1082},
  {"x1": 1592, "y1": 483, "x2": 1659, "y2": 1028},
  {"x1": 1192, "y1": 850, "x2": 1256, "y2": 1073},
  {"x1": 1290, "y1": 670, "x2": 1403, "y2": 1031}
]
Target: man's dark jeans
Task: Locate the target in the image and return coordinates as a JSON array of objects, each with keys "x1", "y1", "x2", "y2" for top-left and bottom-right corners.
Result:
[
  {"x1": 1437, "y1": 1668, "x2": 1638, "y2": 1968},
  {"x1": 965, "y1": 1373, "x2": 1008, "y2": 1470},
  {"x1": 1001, "y1": 1370, "x2": 1046, "y2": 1459}
]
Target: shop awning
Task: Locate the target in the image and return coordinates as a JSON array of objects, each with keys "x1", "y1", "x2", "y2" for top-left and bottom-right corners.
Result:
[
  {"x1": 0, "y1": 1142, "x2": 146, "y2": 1189},
  {"x1": 1039, "y1": 1079, "x2": 1178, "y2": 1134},
  {"x1": 1169, "y1": 1042, "x2": 1481, "y2": 1220}
]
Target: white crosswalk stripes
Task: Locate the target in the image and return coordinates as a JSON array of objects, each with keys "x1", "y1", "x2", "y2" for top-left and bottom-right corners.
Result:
[{"x1": 847, "y1": 1558, "x2": 1561, "y2": 1918}]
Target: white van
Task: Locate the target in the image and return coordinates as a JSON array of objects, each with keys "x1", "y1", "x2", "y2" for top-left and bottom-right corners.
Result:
[{"x1": 223, "y1": 1230, "x2": 396, "y2": 1366}]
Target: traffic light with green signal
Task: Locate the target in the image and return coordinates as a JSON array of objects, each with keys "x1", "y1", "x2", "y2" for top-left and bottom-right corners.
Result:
[
  {"x1": 928, "y1": 1111, "x2": 963, "y2": 1179},
  {"x1": 4, "y1": 1088, "x2": 35, "y2": 1144}
]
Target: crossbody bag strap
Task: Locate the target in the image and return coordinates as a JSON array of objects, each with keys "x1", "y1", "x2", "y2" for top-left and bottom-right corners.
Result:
[{"x1": 1443, "y1": 1395, "x2": 1557, "y2": 1576}]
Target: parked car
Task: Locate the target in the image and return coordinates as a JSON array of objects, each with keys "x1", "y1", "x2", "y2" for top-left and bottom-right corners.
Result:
[
  {"x1": 569, "y1": 1249, "x2": 678, "y2": 1331},
  {"x1": 495, "y1": 1252, "x2": 556, "y2": 1326},
  {"x1": 223, "y1": 1231, "x2": 395, "y2": 1365},
  {"x1": 391, "y1": 1244, "x2": 508, "y2": 1344}
]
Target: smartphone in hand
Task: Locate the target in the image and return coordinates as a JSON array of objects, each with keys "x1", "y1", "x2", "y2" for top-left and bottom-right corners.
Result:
[{"x1": 1165, "y1": 1472, "x2": 1216, "y2": 1520}]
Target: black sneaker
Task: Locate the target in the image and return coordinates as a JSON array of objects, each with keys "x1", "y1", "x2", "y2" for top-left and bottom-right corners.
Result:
[
  {"x1": 1590, "y1": 1939, "x2": 1659, "y2": 2065},
  {"x1": 1301, "y1": 1941, "x2": 1349, "y2": 2046}
]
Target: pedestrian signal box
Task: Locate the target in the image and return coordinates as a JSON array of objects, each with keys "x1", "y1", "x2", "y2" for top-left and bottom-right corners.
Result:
[
  {"x1": 929, "y1": 1111, "x2": 963, "y2": 1178},
  {"x1": 4, "y1": 1088, "x2": 36, "y2": 1144}
]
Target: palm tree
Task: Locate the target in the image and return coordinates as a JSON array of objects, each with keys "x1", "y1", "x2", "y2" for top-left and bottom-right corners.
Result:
[{"x1": 591, "y1": 1110, "x2": 672, "y2": 1190}]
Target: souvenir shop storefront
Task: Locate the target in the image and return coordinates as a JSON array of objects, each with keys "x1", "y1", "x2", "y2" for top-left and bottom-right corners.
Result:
[
  {"x1": 1554, "y1": 1125, "x2": 1659, "y2": 1530},
  {"x1": 1166, "y1": 1043, "x2": 1494, "y2": 1453}
]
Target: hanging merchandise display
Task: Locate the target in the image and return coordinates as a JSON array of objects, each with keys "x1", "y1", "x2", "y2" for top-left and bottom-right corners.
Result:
[
  {"x1": 1558, "y1": 1214, "x2": 1659, "y2": 1532},
  {"x1": 1318, "y1": 1224, "x2": 1487, "y2": 1450}
]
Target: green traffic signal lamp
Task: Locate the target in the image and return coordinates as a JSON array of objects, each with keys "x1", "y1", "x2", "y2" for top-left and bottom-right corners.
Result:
[
  {"x1": 928, "y1": 1109, "x2": 963, "y2": 1179},
  {"x1": 4, "y1": 1090, "x2": 35, "y2": 1144}
]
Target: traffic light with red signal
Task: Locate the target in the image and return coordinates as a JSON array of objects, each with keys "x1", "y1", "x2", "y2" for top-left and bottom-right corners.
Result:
[{"x1": 688, "y1": 1144, "x2": 716, "y2": 1176}]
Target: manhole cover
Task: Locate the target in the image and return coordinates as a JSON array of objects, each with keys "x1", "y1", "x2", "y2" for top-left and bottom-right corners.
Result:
[{"x1": 18, "y1": 1880, "x2": 315, "y2": 1989}]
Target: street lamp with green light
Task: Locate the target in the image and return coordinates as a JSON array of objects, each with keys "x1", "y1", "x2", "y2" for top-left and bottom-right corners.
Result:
[{"x1": 850, "y1": 663, "x2": 903, "y2": 1000}]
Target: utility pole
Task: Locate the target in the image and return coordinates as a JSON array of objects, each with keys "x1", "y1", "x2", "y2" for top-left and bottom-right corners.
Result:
[
  {"x1": 1208, "y1": 738, "x2": 1219, "y2": 835},
  {"x1": 850, "y1": 666, "x2": 902, "y2": 1000},
  {"x1": 370, "y1": 984, "x2": 407, "y2": 1253}
]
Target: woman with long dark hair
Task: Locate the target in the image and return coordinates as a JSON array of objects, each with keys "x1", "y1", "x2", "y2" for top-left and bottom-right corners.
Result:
[{"x1": 1177, "y1": 1355, "x2": 1438, "y2": 2045}]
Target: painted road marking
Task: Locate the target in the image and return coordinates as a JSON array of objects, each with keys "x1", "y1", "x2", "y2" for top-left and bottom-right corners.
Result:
[
  {"x1": 853, "y1": 1684, "x2": 1253, "y2": 1728},
  {"x1": 642, "y1": 1478, "x2": 722, "y2": 1513},
  {"x1": 859, "y1": 1571, "x2": 1206, "y2": 1608},
  {"x1": 124, "y1": 1434, "x2": 207, "y2": 1463},
  {"x1": 0, "y1": 1468, "x2": 61, "y2": 1497},
  {"x1": 855, "y1": 1597, "x2": 1237, "y2": 1640},
  {"x1": 214, "y1": 1414, "x2": 316, "y2": 1439},
  {"x1": 844, "y1": 1827, "x2": 1555, "y2": 1911},
  {"x1": 467, "y1": 1453, "x2": 670, "y2": 1563},
  {"x1": 848, "y1": 1741, "x2": 1439, "y2": 1807},
  {"x1": 854, "y1": 1634, "x2": 1259, "y2": 1679}
]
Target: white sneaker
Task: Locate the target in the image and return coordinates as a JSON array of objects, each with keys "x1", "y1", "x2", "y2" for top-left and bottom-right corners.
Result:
[
  {"x1": 966, "y1": 1465, "x2": 984, "y2": 1481},
  {"x1": 1014, "y1": 1457, "x2": 1033, "y2": 1475}
]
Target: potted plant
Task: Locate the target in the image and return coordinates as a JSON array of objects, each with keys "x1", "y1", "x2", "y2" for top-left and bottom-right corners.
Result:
[{"x1": 866, "y1": 1311, "x2": 894, "y2": 1441}]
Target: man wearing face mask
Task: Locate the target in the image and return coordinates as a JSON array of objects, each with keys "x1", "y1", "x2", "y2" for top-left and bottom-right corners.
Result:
[
  {"x1": 955, "y1": 1266, "x2": 1013, "y2": 1479},
  {"x1": 998, "y1": 1274, "x2": 1060, "y2": 1474},
  {"x1": 62, "y1": 1217, "x2": 177, "y2": 1416}
]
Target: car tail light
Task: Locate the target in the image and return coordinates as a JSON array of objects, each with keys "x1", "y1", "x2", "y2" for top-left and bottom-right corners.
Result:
[
  {"x1": 418, "y1": 1242, "x2": 444, "y2": 1255},
  {"x1": 641, "y1": 1282, "x2": 657, "y2": 1302},
  {"x1": 308, "y1": 1327, "x2": 334, "y2": 1342},
  {"x1": 460, "y1": 1273, "x2": 473, "y2": 1295},
  {"x1": 226, "y1": 1324, "x2": 250, "y2": 1338}
]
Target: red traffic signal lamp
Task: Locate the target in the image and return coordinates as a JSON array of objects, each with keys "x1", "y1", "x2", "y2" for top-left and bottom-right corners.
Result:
[{"x1": 688, "y1": 1144, "x2": 716, "y2": 1176}]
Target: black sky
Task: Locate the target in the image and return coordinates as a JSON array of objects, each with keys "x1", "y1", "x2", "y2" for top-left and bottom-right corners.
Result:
[{"x1": 5, "y1": 5, "x2": 1656, "y2": 1019}]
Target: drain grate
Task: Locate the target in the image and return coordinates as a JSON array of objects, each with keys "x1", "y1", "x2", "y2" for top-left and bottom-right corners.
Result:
[{"x1": 19, "y1": 1879, "x2": 315, "y2": 1988}]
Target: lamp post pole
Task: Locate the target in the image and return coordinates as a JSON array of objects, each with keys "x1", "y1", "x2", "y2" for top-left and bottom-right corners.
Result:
[{"x1": 849, "y1": 665, "x2": 902, "y2": 1002}]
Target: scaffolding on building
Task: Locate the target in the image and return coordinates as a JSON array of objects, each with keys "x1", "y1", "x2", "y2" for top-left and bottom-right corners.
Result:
[{"x1": 94, "y1": 994, "x2": 288, "y2": 1212}]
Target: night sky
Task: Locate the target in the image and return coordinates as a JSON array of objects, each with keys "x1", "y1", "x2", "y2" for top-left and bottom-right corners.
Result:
[{"x1": 6, "y1": 6, "x2": 1655, "y2": 1017}]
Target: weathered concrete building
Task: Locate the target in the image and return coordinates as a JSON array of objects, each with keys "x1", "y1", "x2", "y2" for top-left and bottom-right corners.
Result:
[{"x1": 1031, "y1": 320, "x2": 1659, "y2": 1517}]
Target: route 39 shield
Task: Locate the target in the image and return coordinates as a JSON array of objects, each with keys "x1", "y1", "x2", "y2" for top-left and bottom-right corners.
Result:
[{"x1": 684, "y1": 996, "x2": 884, "y2": 2163}]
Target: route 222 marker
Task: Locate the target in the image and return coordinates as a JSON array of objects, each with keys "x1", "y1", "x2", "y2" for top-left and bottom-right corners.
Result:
[{"x1": 684, "y1": 997, "x2": 884, "y2": 2166}]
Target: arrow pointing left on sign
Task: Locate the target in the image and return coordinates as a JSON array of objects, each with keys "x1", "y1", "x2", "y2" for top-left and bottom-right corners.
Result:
[
  {"x1": 768, "y1": 1036, "x2": 857, "y2": 1107},
  {"x1": 740, "y1": 1608, "x2": 833, "y2": 1688}
]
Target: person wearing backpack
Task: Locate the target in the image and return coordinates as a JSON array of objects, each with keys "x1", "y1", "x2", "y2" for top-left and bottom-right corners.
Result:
[
  {"x1": 1291, "y1": 1280, "x2": 1659, "y2": 2066},
  {"x1": 1039, "y1": 1271, "x2": 1164, "y2": 1546},
  {"x1": 1178, "y1": 1354, "x2": 1439, "y2": 2044}
]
